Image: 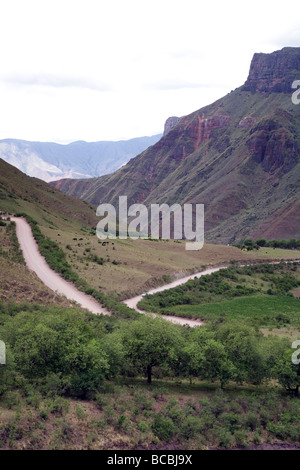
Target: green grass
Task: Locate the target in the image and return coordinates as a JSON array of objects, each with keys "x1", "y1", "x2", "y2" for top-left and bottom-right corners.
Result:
[
  {"x1": 139, "y1": 263, "x2": 300, "y2": 328},
  {"x1": 256, "y1": 247, "x2": 300, "y2": 259},
  {"x1": 168, "y1": 295, "x2": 300, "y2": 327}
]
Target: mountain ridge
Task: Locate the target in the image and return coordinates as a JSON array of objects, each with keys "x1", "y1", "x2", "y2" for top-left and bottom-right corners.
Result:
[
  {"x1": 51, "y1": 47, "x2": 300, "y2": 243},
  {"x1": 0, "y1": 134, "x2": 162, "y2": 182}
]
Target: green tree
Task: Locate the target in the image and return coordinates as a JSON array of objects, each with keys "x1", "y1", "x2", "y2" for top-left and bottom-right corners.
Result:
[
  {"x1": 120, "y1": 315, "x2": 183, "y2": 384},
  {"x1": 184, "y1": 327, "x2": 236, "y2": 388},
  {"x1": 69, "y1": 339, "x2": 110, "y2": 397},
  {"x1": 272, "y1": 349, "x2": 300, "y2": 396},
  {"x1": 1, "y1": 306, "x2": 111, "y2": 395},
  {"x1": 215, "y1": 324, "x2": 265, "y2": 384},
  {"x1": 198, "y1": 339, "x2": 236, "y2": 389}
]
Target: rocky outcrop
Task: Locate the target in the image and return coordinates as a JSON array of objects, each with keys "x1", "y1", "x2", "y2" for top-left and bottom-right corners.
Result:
[
  {"x1": 238, "y1": 115, "x2": 256, "y2": 128},
  {"x1": 163, "y1": 116, "x2": 182, "y2": 136},
  {"x1": 242, "y1": 47, "x2": 300, "y2": 93},
  {"x1": 187, "y1": 113, "x2": 231, "y2": 150},
  {"x1": 246, "y1": 112, "x2": 299, "y2": 173}
]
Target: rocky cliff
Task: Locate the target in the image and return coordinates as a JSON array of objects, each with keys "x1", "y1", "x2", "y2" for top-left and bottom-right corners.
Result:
[
  {"x1": 163, "y1": 116, "x2": 182, "y2": 136},
  {"x1": 242, "y1": 47, "x2": 300, "y2": 93}
]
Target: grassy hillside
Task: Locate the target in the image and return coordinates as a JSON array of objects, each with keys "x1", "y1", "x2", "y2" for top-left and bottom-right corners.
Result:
[
  {"x1": 0, "y1": 158, "x2": 98, "y2": 230},
  {"x1": 0, "y1": 157, "x2": 298, "y2": 299}
]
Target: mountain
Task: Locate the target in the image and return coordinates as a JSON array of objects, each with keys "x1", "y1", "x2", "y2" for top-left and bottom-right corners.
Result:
[
  {"x1": 0, "y1": 158, "x2": 98, "y2": 228},
  {"x1": 51, "y1": 47, "x2": 300, "y2": 244},
  {"x1": 0, "y1": 134, "x2": 162, "y2": 182}
]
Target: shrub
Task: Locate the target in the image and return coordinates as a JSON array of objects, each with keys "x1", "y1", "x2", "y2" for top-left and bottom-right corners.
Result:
[
  {"x1": 138, "y1": 421, "x2": 150, "y2": 433},
  {"x1": 214, "y1": 426, "x2": 234, "y2": 448},
  {"x1": 39, "y1": 408, "x2": 48, "y2": 421},
  {"x1": 234, "y1": 429, "x2": 249, "y2": 447},
  {"x1": 48, "y1": 397, "x2": 69, "y2": 416},
  {"x1": 75, "y1": 404, "x2": 87, "y2": 420},
  {"x1": 166, "y1": 405, "x2": 184, "y2": 424},
  {"x1": 152, "y1": 413, "x2": 175, "y2": 441},
  {"x1": 95, "y1": 394, "x2": 107, "y2": 410},
  {"x1": 180, "y1": 416, "x2": 203, "y2": 440},
  {"x1": 244, "y1": 411, "x2": 258, "y2": 431},
  {"x1": 253, "y1": 431, "x2": 261, "y2": 445}
]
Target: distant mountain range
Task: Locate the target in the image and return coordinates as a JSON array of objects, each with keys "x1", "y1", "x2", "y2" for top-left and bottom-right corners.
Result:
[
  {"x1": 51, "y1": 47, "x2": 300, "y2": 244},
  {"x1": 0, "y1": 135, "x2": 162, "y2": 182}
]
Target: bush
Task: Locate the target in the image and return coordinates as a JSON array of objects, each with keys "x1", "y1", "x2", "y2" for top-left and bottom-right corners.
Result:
[
  {"x1": 138, "y1": 421, "x2": 150, "y2": 433},
  {"x1": 234, "y1": 429, "x2": 249, "y2": 447},
  {"x1": 253, "y1": 431, "x2": 261, "y2": 445},
  {"x1": 75, "y1": 404, "x2": 87, "y2": 420},
  {"x1": 95, "y1": 394, "x2": 107, "y2": 410},
  {"x1": 214, "y1": 426, "x2": 234, "y2": 448},
  {"x1": 166, "y1": 405, "x2": 184, "y2": 424},
  {"x1": 39, "y1": 408, "x2": 48, "y2": 421},
  {"x1": 180, "y1": 416, "x2": 203, "y2": 440},
  {"x1": 48, "y1": 397, "x2": 69, "y2": 416},
  {"x1": 244, "y1": 412, "x2": 258, "y2": 431},
  {"x1": 152, "y1": 413, "x2": 176, "y2": 441}
]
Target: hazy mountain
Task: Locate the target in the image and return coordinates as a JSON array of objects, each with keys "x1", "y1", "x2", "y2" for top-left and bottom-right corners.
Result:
[
  {"x1": 0, "y1": 134, "x2": 162, "y2": 182},
  {"x1": 51, "y1": 47, "x2": 300, "y2": 243}
]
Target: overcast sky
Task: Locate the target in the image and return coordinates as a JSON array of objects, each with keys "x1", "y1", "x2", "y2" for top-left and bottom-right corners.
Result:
[{"x1": 0, "y1": 0, "x2": 299, "y2": 143}]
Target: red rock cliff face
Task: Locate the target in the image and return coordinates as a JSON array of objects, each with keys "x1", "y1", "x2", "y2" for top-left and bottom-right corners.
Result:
[
  {"x1": 186, "y1": 113, "x2": 231, "y2": 151},
  {"x1": 242, "y1": 47, "x2": 300, "y2": 93},
  {"x1": 246, "y1": 112, "x2": 299, "y2": 174}
]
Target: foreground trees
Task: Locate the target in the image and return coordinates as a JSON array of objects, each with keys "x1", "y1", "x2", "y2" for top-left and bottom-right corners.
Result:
[
  {"x1": 0, "y1": 305, "x2": 113, "y2": 397},
  {"x1": 119, "y1": 316, "x2": 184, "y2": 384},
  {"x1": 0, "y1": 302, "x2": 299, "y2": 395}
]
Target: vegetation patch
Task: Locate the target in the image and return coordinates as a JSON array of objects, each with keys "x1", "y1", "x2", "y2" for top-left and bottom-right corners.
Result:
[{"x1": 138, "y1": 263, "x2": 300, "y2": 327}]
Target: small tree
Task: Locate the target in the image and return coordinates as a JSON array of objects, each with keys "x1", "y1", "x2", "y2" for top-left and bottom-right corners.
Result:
[
  {"x1": 273, "y1": 349, "x2": 300, "y2": 396},
  {"x1": 184, "y1": 328, "x2": 236, "y2": 388},
  {"x1": 120, "y1": 315, "x2": 183, "y2": 384},
  {"x1": 215, "y1": 324, "x2": 265, "y2": 384}
]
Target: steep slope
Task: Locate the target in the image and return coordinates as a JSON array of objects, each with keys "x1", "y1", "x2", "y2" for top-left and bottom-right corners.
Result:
[
  {"x1": 0, "y1": 158, "x2": 97, "y2": 228},
  {"x1": 51, "y1": 47, "x2": 300, "y2": 243},
  {"x1": 0, "y1": 134, "x2": 162, "y2": 182}
]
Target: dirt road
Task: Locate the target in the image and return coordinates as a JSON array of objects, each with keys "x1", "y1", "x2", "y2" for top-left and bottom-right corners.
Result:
[
  {"x1": 123, "y1": 267, "x2": 225, "y2": 327},
  {"x1": 10, "y1": 217, "x2": 110, "y2": 315},
  {"x1": 8, "y1": 216, "x2": 223, "y2": 326}
]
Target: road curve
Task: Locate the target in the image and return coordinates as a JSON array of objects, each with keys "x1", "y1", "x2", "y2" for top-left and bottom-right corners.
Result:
[
  {"x1": 8, "y1": 216, "x2": 225, "y2": 327},
  {"x1": 123, "y1": 267, "x2": 225, "y2": 327},
  {"x1": 10, "y1": 217, "x2": 110, "y2": 316}
]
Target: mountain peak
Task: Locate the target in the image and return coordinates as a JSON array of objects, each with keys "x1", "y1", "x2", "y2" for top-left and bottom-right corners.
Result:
[{"x1": 242, "y1": 46, "x2": 300, "y2": 93}]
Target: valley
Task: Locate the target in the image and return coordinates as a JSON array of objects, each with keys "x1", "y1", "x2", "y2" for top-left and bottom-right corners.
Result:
[{"x1": 0, "y1": 47, "x2": 300, "y2": 452}]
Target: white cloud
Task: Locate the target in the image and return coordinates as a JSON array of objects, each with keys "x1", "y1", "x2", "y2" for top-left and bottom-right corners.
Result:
[{"x1": 0, "y1": 73, "x2": 112, "y2": 92}]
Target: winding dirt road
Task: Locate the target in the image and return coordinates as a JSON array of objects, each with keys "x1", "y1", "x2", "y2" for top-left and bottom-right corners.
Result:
[
  {"x1": 10, "y1": 217, "x2": 110, "y2": 315},
  {"x1": 123, "y1": 267, "x2": 225, "y2": 327},
  {"x1": 6, "y1": 216, "x2": 225, "y2": 326}
]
